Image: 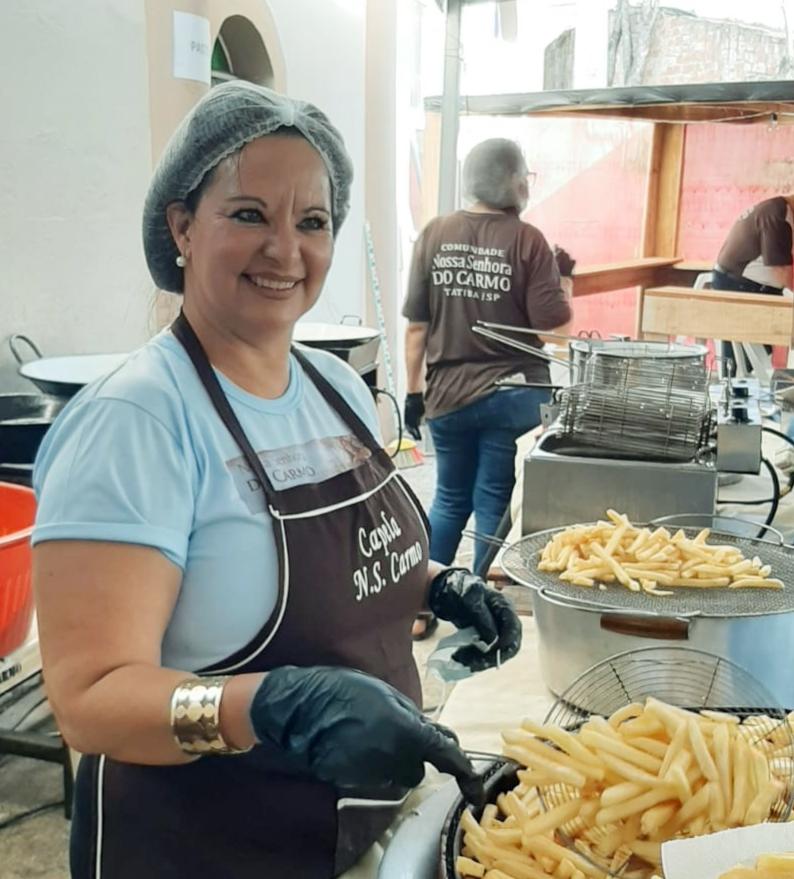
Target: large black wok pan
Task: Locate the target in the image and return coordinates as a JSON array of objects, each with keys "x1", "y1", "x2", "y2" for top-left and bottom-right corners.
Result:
[
  {"x1": 10, "y1": 335, "x2": 127, "y2": 398},
  {"x1": 0, "y1": 394, "x2": 66, "y2": 464}
]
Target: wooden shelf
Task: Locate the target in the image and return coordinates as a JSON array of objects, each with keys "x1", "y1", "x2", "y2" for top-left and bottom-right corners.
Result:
[{"x1": 638, "y1": 285, "x2": 794, "y2": 346}]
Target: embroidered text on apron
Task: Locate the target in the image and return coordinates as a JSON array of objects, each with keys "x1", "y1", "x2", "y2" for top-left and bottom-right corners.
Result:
[{"x1": 70, "y1": 312, "x2": 430, "y2": 879}]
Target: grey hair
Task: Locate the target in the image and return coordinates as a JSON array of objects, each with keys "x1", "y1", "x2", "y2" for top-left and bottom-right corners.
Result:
[
  {"x1": 143, "y1": 81, "x2": 353, "y2": 293},
  {"x1": 461, "y1": 138, "x2": 528, "y2": 210}
]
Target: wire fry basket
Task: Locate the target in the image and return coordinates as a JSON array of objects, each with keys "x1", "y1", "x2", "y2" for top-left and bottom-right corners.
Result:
[
  {"x1": 558, "y1": 383, "x2": 712, "y2": 462},
  {"x1": 536, "y1": 647, "x2": 794, "y2": 877},
  {"x1": 583, "y1": 352, "x2": 710, "y2": 396}
]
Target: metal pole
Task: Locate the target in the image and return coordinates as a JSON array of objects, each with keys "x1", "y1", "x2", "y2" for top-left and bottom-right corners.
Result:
[{"x1": 438, "y1": 0, "x2": 462, "y2": 215}]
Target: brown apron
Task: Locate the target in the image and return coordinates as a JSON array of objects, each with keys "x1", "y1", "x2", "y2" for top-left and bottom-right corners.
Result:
[{"x1": 69, "y1": 312, "x2": 430, "y2": 879}]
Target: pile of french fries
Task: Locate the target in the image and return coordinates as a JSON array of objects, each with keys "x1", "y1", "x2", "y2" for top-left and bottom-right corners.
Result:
[
  {"x1": 538, "y1": 511, "x2": 784, "y2": 597},
  {"x1": 719, "y1": 852, "x2": 794, "y2": 878},
  {"x1": 455, "y1": 699, "x2": 794, "y2": 879}
]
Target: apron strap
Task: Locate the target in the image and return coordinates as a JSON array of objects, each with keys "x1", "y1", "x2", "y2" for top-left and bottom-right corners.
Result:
[
  {"x1": 171, "y1": 311, "x2": 278, "y2": 502},
  {"x1": 291, "y1": 347, "x2": 382, "y2": 455}
]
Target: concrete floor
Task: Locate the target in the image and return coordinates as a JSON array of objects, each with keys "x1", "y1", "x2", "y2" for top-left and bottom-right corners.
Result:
[{"x1": 0, "y1": 450, "x2": 464, "y2": 878}]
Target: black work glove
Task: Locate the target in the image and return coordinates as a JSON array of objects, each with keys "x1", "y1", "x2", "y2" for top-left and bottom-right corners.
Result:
[
  {"x1": 553, "y1": 245, "x2": 576, "y2": 277},
  {"x1": 403, "y1": 392, "x2": 425, "y2": 441},
  {"x1": 250, "y1": 665, "x2": 484, "y2": 806},
  {"x1": 428, "y1": 568, "x2": 522, "y2": 672}
]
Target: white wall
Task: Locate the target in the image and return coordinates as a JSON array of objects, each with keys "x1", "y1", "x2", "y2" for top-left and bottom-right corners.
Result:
[
  {"x1": 265, "y1": 0, "x2": 368, "y2": 326},
  {"x1": 0, "y1": 0, "x2": 154, "y2": 391},
  {"x1": 0, "y1": 0, "x2": 370, "y2": 397}
]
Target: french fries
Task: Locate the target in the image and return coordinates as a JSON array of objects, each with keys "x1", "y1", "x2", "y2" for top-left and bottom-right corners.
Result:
[
  {"x1": 719, "y1": 852, "x2": 794, "y2": 878},
  {"x1": 455, "y1": 700, "x2": 794, "y2": 879},
  {"x1": 538, "y1": 511, "x2": 784, "y2": 596}
]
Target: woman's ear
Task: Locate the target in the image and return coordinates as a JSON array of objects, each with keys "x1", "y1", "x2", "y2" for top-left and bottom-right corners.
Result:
[{"x1": 166, "y1": 202, "x2": 193, "y2": 261}]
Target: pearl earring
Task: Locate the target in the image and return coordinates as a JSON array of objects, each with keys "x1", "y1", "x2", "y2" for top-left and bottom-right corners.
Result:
[{"x1": 176, "y1": 254, "x2": 187, "y2": 268}]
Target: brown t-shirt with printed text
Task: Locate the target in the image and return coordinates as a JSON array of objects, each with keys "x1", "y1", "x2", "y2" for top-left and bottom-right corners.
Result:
[
  {"x1": 717, "y1": 196, "x2": 793, "y2": 278},
  {"x1": 402, "y1": 210, "x2": 571, "y2": 418}
]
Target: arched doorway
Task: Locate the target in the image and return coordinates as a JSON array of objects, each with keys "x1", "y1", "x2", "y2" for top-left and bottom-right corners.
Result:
[{"x1": 211, "y1": 15, "x2": 274, "y2": 87}]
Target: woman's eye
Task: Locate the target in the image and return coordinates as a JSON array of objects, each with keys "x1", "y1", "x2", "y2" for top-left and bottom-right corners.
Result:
[
  {"x1": 299, "y1": 216, "x2": 329, "y2": 232},
  {"x1": 232, "y1": 208, "x2": 264, "y2": 224}
]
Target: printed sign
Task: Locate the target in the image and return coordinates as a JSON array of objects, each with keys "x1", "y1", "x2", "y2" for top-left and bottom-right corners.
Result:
[
  {"x1": 173, "y1": 11, "x2": 211, "y2": 85},
  {"x1": 431, "y1": 242, "x2": 513, "y2": 302}
]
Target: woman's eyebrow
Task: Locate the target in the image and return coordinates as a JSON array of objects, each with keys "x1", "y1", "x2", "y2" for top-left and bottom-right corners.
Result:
[
  {"x1": 226, "y1": 195, "x2": 267, "y2": 206},
  {"x1": 304, "y1": 206, "x2": 330, "y2": 214}
]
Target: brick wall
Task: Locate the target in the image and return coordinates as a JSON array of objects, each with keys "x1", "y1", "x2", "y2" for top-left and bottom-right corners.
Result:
[
  {"x1": 544, "y1": 7, "x2": 789, "y2": 89},
  {"x1": 639, "y1": 10, "x2": 787, "y2": 86}
]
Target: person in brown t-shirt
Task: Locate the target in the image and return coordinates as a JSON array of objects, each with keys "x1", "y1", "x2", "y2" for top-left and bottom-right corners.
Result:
[
  {"x1": 715, "y1": 195, "x2": 794, "y2": 293},
  {"x1": 402, "y1": 139, "x2": 572, "y2": 635}
]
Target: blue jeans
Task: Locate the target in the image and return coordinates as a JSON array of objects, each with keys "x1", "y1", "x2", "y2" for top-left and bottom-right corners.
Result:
[{"x1": 427, "y1": 388, "x2": 549, "y2": 573}]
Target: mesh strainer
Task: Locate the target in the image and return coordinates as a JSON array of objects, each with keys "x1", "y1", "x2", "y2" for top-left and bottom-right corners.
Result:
[{"x1": 537, "y1": 646, "x2": 794, "y2": 876}]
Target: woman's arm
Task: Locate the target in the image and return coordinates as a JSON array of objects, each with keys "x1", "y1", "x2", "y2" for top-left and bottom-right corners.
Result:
[
  {"x1": 405, "y1": 322, "x2": 429, "y2": 394},
  {"x1": 34, "y1": 540, "x2": 261, "y2": 764}
]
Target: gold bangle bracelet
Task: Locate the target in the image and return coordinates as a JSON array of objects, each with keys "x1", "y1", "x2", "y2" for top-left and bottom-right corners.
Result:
[{"x1": 170, "y1": 676, "x2": 252, "y2": 756}]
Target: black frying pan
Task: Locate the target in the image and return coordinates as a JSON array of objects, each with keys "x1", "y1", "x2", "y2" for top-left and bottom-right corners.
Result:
[{"x1": 0, "y1": 393, "x2": 66, "y2": 464}]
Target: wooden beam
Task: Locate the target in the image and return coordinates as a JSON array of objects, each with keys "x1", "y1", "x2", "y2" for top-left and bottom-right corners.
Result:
[
  {"x1": 421, "y1": 112, "x2": 442, "y2": 230},
  {"x1": 572, "y1": 257, "x2": 680, "y2": 297},
  {"x1": 639, "y1": 286, "x2": 794, "y2": 346},
  {"x1": 642, "y1": 123, "x2": 685, "y2": 258}
]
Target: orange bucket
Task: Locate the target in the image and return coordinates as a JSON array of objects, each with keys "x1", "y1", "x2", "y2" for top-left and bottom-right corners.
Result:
[{"x1": 0, "y1": 482, "x2": 36, "y2": 657}]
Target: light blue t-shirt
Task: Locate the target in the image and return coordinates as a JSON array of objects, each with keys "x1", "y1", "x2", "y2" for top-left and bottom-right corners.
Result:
[{"x1": 32, "y1": 330, "x2": 383, "y2": 671}]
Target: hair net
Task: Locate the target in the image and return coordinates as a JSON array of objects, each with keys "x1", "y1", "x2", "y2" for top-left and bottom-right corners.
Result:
[
  {"x1": 143, "y1": 81, "x2": 354, "y2": 293},
  {"x1": 461, "y1": 138, "x2": 528, "y2": 211}
]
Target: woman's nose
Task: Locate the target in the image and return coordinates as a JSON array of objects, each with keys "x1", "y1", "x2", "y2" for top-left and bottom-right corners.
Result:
[{"x1": 261, "y1": 223, "x2": 300, "y2": 265}]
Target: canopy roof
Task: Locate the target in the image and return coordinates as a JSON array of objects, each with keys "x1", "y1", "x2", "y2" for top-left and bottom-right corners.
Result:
[{"x1": 425, "y1": 80, "x2": 794, "y2": 124}]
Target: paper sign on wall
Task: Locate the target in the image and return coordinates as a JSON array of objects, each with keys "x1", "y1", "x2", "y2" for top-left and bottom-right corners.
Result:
[{"x1": 172, "y1": 11, "x2": 211, "y2": 85}]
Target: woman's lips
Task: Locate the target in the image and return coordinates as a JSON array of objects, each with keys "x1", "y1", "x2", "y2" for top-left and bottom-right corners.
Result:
[{"x1": 244, "y1": 274, "x2": 300, "y2": 291}]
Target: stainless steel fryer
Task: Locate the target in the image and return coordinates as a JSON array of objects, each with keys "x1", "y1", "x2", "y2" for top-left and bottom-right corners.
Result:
[{"x1": 500, "y1": 524, "x2": 794, "y2": 707}]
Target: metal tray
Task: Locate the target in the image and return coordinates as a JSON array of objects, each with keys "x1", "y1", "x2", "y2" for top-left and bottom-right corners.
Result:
[{"x1": 501, "y1": 524, "x2": 794, "y2": 618}]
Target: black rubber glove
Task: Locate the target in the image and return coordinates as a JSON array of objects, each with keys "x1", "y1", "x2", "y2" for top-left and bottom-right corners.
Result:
[
  {"x1": 249, "y1": 665, "x2": 484, "y2": 806},
  {"x1": 404, "y1": 392, "x2": 425, "y2": 441},
  {"x1": 553, "y1": 245, "x2": 576, "y2": 277},
  {"x1": 428, "y1": 568, "x2": 522, "y2": 672}
]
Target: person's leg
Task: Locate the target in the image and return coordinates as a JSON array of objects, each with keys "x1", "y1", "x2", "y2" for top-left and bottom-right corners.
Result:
[
  {"x1": 413, "y1": 405, "x2": 479, "y2": 640},
  {"x1": 471, "y1": 389, "x2": 549, "y2": 574},
  {"x1": 426, "y1": 406, "x2": 479, "y2": 565}
]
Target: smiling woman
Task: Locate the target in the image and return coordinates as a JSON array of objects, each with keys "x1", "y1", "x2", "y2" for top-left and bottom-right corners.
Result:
[
  {"x1": 30, "y1": 81, "x2": 512, "y2": 879},
  {"x1": 165, "y1": 136, "x2": 335, "y2": 394}
]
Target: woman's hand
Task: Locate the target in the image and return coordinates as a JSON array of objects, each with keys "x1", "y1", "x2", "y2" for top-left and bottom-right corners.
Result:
[
  {"x1": 553, "y1": 245, "x2": 576, "y2": 277},
  {"x1": 249, "y1": 666, "x2": 482, "y2": 803},
  {"x1": 403, "y1": 392, "x2": 425, "y2": 440},
  {"x1": 427, "y1": 569, "x2": 522, "y2": 672}
]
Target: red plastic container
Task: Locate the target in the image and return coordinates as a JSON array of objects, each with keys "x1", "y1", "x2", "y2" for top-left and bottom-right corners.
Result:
[{"x1": 0, "y1": 483, "x2": 36, "y2": 657}]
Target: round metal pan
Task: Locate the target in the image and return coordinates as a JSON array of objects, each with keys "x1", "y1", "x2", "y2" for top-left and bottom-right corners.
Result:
[
  {"x1": 292, "y1": 322, "x2": 379, "y2": 349},
  {"x1": 0, "y1": 394, "x2": 66, "y2": 464},
  {"x1": 501, "y1": 524, "x2": 794, "y2": 619},
  {"x1": 10, "y1": 335, "x2": 127, "y2": 397}
]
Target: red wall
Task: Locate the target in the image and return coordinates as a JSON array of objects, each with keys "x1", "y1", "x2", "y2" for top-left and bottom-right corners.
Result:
[
  {"x1": 678, "y1": 122, "x2": 794, "y2": 260},
  {"x1": 519, "y1": 118, "x2": 652, "y2": 338},
  {"x1": 455, "y1": 116, "x2": 794, "y2": 341}
]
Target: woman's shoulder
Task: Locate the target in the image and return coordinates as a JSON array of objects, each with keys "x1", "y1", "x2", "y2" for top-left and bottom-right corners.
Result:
[
  {"x1": 73, "y1": 330, "x2": 196, "y2": 428},
  {"x1": 33, "y1": 332, "x2": 196, "y2": 475}
]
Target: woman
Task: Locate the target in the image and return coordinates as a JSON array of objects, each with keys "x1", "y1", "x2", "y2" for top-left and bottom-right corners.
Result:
[
  {"x1": 403, "y1": 139, "x2": 573, "y2": 636},
  {"x1": 32, "y1": 83, "x2": 521, "y2": 878}
]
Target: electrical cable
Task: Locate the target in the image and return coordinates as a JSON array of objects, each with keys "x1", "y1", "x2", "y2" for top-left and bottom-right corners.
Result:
[
  {"x1": 762, "y1": 425, "x2": 794, "y2": 490},
  {"x1": 0, "y1": 800, "x2": 63, "y2": 832},
  {"x1": 760, "y1": 455, "x2": 781, "y2": 532},
  {"x1": 373, "y1": 387, "x2": 403, "y2": 459},
  {"x1": 717, "y1": 457, "x2": 780, "y2": 537}
]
